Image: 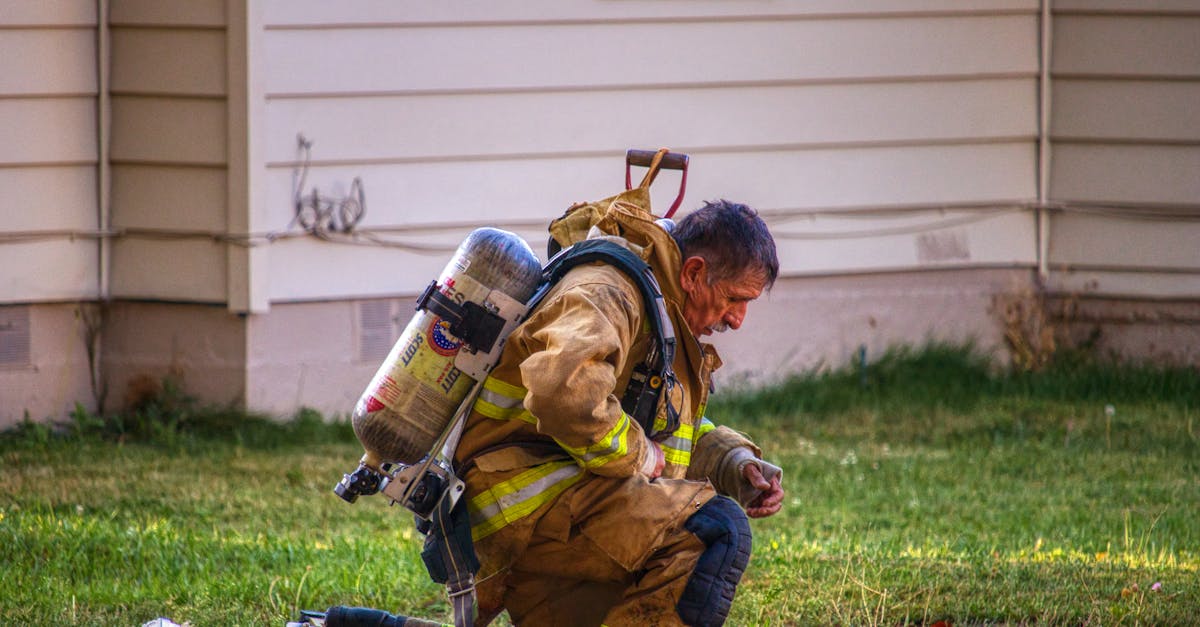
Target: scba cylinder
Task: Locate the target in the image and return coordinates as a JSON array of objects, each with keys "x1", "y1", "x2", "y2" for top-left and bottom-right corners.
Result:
[{"x1": 352, "y1": 228, "x2": 542, "y2": 468}]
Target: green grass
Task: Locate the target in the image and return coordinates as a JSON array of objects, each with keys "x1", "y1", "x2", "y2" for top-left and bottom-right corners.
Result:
[{"x1": 2, "y1": 346, "x2": 1197, "y2": 625}]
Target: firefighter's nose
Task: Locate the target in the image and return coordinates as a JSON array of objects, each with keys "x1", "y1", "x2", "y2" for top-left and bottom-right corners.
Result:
[{"x1": 724, "y1": 303, "x2": 747, "y2": 330}]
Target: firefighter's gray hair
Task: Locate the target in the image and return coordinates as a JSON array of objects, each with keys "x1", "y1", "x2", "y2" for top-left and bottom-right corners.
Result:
[{"x1": 672, "y1": 199, "x2": 779, "y2": 289}]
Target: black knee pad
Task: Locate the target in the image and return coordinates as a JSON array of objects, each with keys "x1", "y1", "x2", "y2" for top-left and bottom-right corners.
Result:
[
  {"x1": 322, "y1": 606, "x2": 406, "y2": 626},
  {"x1": 676, "y1": 495, "x2": 752, "y2": 626}
]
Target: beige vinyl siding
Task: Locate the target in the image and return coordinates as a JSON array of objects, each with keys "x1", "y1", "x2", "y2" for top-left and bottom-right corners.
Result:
[
  {"x1": 110, "y1": 97, "x2": 226, "y2": 164},
  {"x1": 0, "y1": 9, "x2": 99, "y2": 302},
  {"x1": 0, "y1": 29, "x2": 96, "y2": 95},
  {"x1": 1050, "y1": 145, "x2": 1200, "y2": 206},
  {"x1": 3, "y1": 2, "x2": 96, "y2": 26},
  {"x1": 1054, "y1": 0, "x2": 1200, "y2": 10},
  {"x1": 257, "y1": 3, "x2": 1041, "y2": 301},
  {"x1": 0, "y1": 98, "x2": 97, "y2": 165},
  {"x1": 263, "y1": 16, "x2": 1036, "y2": 94},
  {"x1": 109, "y1": 0, "x2": 225, "y2": 28},
  {"x1": 1052, "y1": 81, "x2": 1200, "y2": 143},
  {"x1": 110, "y1": 28, "x2": 226, "y2": 96},
  {"x1": 1048, "y1": 6, "x2": 1200, "y2": 298},
  {"x1": 0, "y1": 167, "x2": 97, "y2": 231},
  {"x1": 111, "y1": 165, "x2": 227, "y2": 230},
  {"x1": 263, "y1": 80, "x2": 1035, "y2": 165},
  {"x1": 107, "y1": 2, "x2": 228, "y2": 302},
  {"x1": 262, "y1": 1, "x2": 1039, "y2": 26}
]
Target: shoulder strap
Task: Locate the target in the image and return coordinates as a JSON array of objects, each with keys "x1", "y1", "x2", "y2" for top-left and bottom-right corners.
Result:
[{"x1": 528, "y1": 239, "x2": 680, "y2": 436}]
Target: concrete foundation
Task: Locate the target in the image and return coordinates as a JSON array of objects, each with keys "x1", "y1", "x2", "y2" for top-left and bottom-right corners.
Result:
[
  {"x1": 0, "y1": 303, "x2": 97, "y2": 426},
  {"x1": 1052, "y1": 296, "x2": 1200, "y2": 367},
  {"x1": 3, "y1": 269, "x2": 1197, "y2": 427},
  {"x1": 100, "y1": 301, "x2": 248, "y2": 412},
  {"x1": 709, "y1": 268, "x2": 1031, "y2": 388},
  {"x1": 244, "y1": 298, "x2": 402, "y2": 419}
]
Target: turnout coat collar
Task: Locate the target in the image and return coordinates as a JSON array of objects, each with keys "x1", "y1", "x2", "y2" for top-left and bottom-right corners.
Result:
[{"x1": 548, "y1": 188, "x2": 724, "y2": 395}]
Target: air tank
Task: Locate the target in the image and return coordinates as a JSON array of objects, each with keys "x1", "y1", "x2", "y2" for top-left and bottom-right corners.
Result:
[{"x1": 351, "y1": 228, "x2": 542, "y2": 469}]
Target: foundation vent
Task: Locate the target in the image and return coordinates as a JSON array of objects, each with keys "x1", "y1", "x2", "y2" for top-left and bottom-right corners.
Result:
[
  {"x1": 0, "y1": 305, "x2": 31, "y2": 367},
  {"x1": 916, "y1": 229, "x2": 971, "y2": 263},
  {"x1": 358, "y1": 299, "x2": 399, "y2": 362}
]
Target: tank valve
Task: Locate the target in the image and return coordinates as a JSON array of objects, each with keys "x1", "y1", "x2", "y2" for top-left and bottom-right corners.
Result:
[{"x1": 333, "y1": 463, "x2": 385, "y2": 504}]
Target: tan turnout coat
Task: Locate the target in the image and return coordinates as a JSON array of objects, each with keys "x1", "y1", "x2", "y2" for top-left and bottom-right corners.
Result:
[{"x1": 454, "y1": 188, "x2": 760, "y2": 592}]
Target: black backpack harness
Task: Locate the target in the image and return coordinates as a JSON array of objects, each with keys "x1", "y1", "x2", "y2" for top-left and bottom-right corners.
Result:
[{"x1": 533, "y1": 238, "x2": 681, "y2": 437}]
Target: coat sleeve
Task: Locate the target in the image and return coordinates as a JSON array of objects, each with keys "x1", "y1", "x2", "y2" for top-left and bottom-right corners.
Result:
[
  {"x1": 516, "y1": 276, "x2": 651, "y2": 478},
  {"x1": 687, "y1": 417, "x2": 765, "y2": 501}
]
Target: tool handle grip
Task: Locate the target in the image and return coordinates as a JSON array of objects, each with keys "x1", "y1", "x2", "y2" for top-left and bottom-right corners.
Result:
[{"x1": 626, "y1": 149, "x2": 689, "y2": 170}]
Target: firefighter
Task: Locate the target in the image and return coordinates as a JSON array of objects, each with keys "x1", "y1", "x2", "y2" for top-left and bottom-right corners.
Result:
[{"x1": 454, "y1": 197, "x2": 784, "y2": 626}]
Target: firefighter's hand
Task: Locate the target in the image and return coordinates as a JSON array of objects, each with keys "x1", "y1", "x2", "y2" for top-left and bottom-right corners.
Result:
[
  {"x1": 641, "y1": 440, "x2": 665, "y2": 479},
  {"x1": 742, "y1": 463, "x2": 784, "y2": 518}
]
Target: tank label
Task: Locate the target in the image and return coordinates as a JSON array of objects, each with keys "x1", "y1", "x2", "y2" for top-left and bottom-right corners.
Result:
[
  {"x1": 373, "y1": 374, "x2": 402, "y2": 407},
  {"x1": 364, "y1": 395, "x2": 385, "y2": 413},
  {"x1": 438, "y1": 365, "x2": 462, "y2": 393},
  {"x1": 437, "y1": 269, "x2": 488, "y2": 307},
  {"x1": 400, "y1": 331, "x2": 423, "y2": 366},
  {"x1": 428, "y1": 316, "x2": 463, "y2": 356}
]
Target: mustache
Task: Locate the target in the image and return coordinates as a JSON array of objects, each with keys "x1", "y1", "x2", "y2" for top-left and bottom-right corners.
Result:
[{"x1": 709, "y1": 321, "x2": 730, "y2": 334}]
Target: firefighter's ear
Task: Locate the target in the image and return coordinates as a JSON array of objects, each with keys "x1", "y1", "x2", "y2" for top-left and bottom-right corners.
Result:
[{"x1": 680, "y1": 256, "x2": 707, "y2": 293}]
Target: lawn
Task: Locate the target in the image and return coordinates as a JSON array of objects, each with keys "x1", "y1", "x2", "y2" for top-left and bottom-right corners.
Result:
[{"x1": 2, "y1": 347, "x2": 1197, "y2": 625}]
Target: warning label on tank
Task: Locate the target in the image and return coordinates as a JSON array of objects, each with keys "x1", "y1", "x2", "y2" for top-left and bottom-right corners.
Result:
[
  {"x1": 370, "y1": 375, "x2": 402, "y2": 408},
  {"x1": 364, "y1": 394, "x2": 386, "y2": 413}
]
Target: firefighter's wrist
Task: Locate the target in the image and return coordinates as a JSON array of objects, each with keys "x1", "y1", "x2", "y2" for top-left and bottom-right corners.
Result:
[
  {"x1": 725, "y1": 447, "x2": 759, "y2": 482},
  {"x1": 712, "y1": 446, "x2": 758, "y2": 504},
  {"x1": 641, "y1": 439, "x2": 664, "y2": 478}
]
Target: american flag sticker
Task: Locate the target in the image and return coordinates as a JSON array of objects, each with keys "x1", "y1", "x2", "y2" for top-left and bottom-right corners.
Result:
[{"x1": 427, "y1": 316, "x2": 463, "y2": 357}]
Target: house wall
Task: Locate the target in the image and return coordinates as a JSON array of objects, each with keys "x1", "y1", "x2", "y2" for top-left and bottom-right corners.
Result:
[
  {"x1": 242, "y1": 0, "x2": 1045, "y2": 405},
  {"x1": 0, "y1": 3, "x2": 101, "y2": 425},
  {"x1": 245, "y1": 298, "x2": 398, "y2": 418},
  {"x1": 1045, "y1": 0, "x2": 1200, "y2": 363},
  {"x1": 710, "y1": 268, "x2": 1033, "y2": 387},
  {"x1": 4, "y1": 1, "x2": 1196, "y2": 424},
  {"x1": 0, "y1": 303, "x2": 98, "y2": 425},
  {"x1": 0, "y1": 2, "x2": 100, "y2": 302},
  {"x1": 99, "y1": 300, "x2": 248, "y2": 411},
  {"x1": 255, "y1": 1, "x2": 1041, "y2": 302},
  {"x1": 108, "y1": 0, "x2": 230, "y2": 302},
  {"x1": 1048, "y1": 0, "x2": 1200, "y2": 298}
]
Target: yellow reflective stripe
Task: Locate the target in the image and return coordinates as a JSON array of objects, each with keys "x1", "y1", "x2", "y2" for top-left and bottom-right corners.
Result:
[
  {"x1": 468, "y1": 461, "x2": 583, "y2": 541},
  {"x1": 555, "y1": 412, "x2": 633, "y2": 469},
  {"x1": 659, "y1": 422, "x2": 695, "y2": 466},
  {"x1": 473, "y1": 376, "x2": 537, "y2": 424},
  {"x1": 484, "y1": 376, "x2": 527, "y2": 401},
  {"x1": 671, "y1": 422, "x2": 695, "y2": 441},
  {"x1": 695, "y1": 415, "x2": 716, "y2": 444},
  {"x1": 473, "y1": 398, "x2": 537, "y2": 425},
  {"x1": 661, "y1": 446, "x2": 691, "y2": 466}
]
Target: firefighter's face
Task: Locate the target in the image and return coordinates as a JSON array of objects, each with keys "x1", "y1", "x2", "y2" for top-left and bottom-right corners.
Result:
[{"x1": 679, "y1": 256, "x2": 766, "y2": 337}]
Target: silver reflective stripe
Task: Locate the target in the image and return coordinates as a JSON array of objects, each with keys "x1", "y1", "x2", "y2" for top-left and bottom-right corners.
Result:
[
  {"x1": 659, "y1": 434, "x2": 692, "y2": 455},
  {"x1": 469, "y1": 462, "x2": 584, "y2": 540},
  {"x1": 556, "y1": 412, "x2": 632, "y2": 469},
  {"x1": 478, "y1": 387, "x2": 522, "y2": 409},
  {"x1": 577, "y1": 428, "x2": 625, "y2": 466},
  {"x1": 473, "y1": 380, "x2": 537, "y2": 424}
]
